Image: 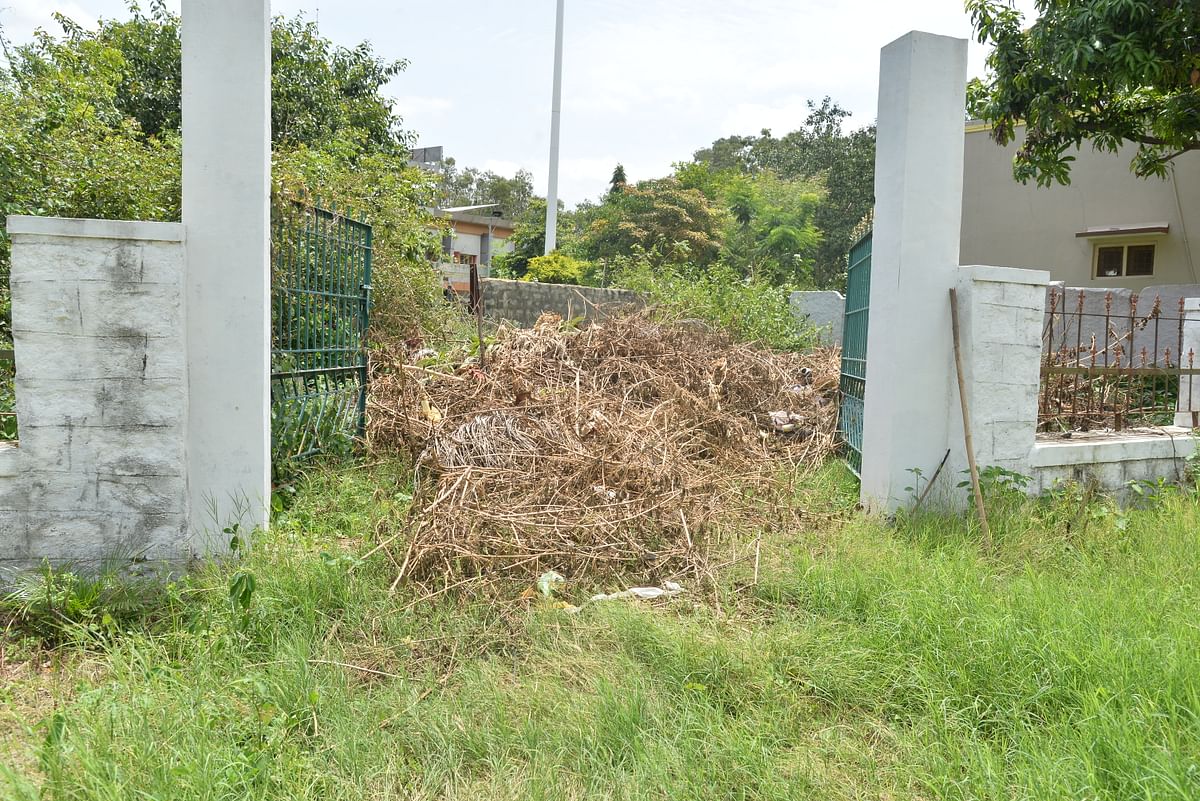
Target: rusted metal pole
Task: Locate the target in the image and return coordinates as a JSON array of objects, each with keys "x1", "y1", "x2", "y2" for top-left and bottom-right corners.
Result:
[
  {"x1": 949, "y1": 288, "x2": 993, "y2": 551},
  {"x1": 469, "y1": 262, "x2": 486, "y2": 371}
]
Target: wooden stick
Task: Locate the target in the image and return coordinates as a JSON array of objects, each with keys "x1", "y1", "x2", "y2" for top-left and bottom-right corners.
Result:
[
  {"x1": 948, "y1": 288, "x2": 993, "y2": 551},
  {"x1": 914, "y1": 448, "x2": 951, "y2": 512}
]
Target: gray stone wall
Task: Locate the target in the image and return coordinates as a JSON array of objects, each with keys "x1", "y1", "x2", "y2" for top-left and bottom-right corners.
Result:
[
  {"x1": 1044, "y1": 282, "x2": 1200, "y2": 361},
  {"x1": 480, "y1": 278, "x2": 644, "y2": 328},
  {"x1": 0, "y1": 219, "x2": 189, "y2": 572},
  {"x1": 790, "y1": 290, "x2": 845, "y2": 346}
]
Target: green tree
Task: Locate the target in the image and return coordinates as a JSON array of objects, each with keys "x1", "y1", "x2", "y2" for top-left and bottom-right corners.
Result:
[
  {"x1": 0, "y1": 4, "x2": 438, "y2": 341},
  {"x1": 0, "y1": 14, "x2": 183, "y2": 336},
  {"x1": 968, "y1": 0, "x2": 1200, "y2": 184},
  {"x1": 439, "y1": 160, "x2": 534, "y2": 218},
  {"x1": 687, "y1": 168, "x2": 822, "y2": 285},
  {"x1": 575, "y1": 178, "x2": 720, "y2": 267},
  {"x1": 609, "y1": 163, "x2": 627, "y2": 195},
  {"x1": 692, "y1": 97, "x2": 874, "y2": 288},
  {"x1": 48, "y1": 1, "x2": 413, "y2": 154}
]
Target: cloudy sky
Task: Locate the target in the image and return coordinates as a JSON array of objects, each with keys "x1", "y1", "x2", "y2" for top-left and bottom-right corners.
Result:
[{"x1": 0, "y1": 0, "x2": 1038, "y2": 206}]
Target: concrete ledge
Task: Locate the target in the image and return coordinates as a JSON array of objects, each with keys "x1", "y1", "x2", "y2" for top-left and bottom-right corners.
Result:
[
  {"x1": 1031, "y1": 429, "x2": 1196, "y2": 467},
  {"x1": 0, "y1": 443, "x2": 19, "y2": 477},
  {"x1": 960, "y1": 264, "x2": 1051, "y2": 286},
  {"x1": 6, "y1": 216, "x2": 185, "y2": 243}
]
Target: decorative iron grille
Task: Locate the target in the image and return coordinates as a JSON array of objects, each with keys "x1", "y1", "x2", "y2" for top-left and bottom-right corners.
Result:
[{"x1": 1039, "y1": 287, "x2": 1197, "y2": 432}]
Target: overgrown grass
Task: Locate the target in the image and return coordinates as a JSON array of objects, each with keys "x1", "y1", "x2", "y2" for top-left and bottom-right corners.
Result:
[
  {"x1": 614, "y1": 258, "x2": 821, "y2": 352},
  {"x1": 2, "y1": 459, "x2": 1199, "y2": 799}
]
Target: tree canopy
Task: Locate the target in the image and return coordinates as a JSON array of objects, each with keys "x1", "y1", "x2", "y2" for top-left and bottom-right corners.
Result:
[
  {"x1": 968, "y1": 0, "x2": 1200, "y2": 185},
  {"x1": 574, "y1": 178, "x2": 721, "y2": 269},
  {"x1": 691, "y1": 98, "x2": 874, "y2": 288},
  {"x1": 0, "y1": 2, "x2": 440, "y2": 340},
  {"x1": 438, "y1": 160, "x2": 534, "y2": 219}
]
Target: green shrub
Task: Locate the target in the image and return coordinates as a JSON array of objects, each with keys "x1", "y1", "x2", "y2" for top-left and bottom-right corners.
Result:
[
  {"x1": 523, "y1": 251, "x2": 588, "y2": 285},
  {"x1": 614, "y1": 255, "x2": 821, "y2": 351}
]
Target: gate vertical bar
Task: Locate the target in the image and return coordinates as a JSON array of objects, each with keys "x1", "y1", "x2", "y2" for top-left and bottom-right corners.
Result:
[
  {"x1": 839, "y1": 231, "x2": 871, "y2": 476},
  {"x1": 358, "y1": 215, "x2": 373, "y2": 440}
]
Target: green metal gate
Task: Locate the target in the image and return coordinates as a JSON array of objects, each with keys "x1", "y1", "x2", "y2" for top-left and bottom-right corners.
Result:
[
  {"x1": 271, "y1": 201, "x2": 372, "y2": 462},
  {"x1": 839, "y1": 231, "x2": 871, "y2": 476}
]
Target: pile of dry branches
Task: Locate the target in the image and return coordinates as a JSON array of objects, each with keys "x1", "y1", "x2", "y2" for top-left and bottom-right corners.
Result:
[{"x1": 368, "y1": 311, "x2": 840, "y2": 586}]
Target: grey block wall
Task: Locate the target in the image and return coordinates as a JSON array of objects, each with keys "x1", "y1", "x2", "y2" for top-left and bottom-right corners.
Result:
[
  {"x1": 790, "y1": 291, "x2": 845, "y2": 346},
  {"x1": 0, "y1": 220, "x2": 190, "y2": 571},
  {"x1": 480, "y1": 278, "x2": 644, "y2": 328},
  {"x1": 1045, "y1": 282, "x2": 1200, "y2": 359}
]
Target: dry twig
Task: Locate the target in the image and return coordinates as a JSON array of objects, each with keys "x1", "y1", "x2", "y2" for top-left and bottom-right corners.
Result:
[{"x1": 368, "y1": 310, "x2": 841, "y2": 589}]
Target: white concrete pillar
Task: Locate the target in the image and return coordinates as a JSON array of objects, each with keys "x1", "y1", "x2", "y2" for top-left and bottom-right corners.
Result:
[
  {"x1": 182, "y1": 0, "x2": 271, "y2": 546},
  {"x1": 1175, "y1": 298, "x2": 1200, "y2": 428},
  {"x1": 859, "y1": 32, "x2": 968, "y2": 514}
]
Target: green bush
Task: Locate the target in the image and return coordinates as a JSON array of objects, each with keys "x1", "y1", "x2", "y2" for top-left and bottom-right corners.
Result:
[
  {"x1": 614, "y1": 255, "x2": 821, "y2": 352},
  {"x1": 523, "y1": 252, "x2": 588, "y2": 285}
]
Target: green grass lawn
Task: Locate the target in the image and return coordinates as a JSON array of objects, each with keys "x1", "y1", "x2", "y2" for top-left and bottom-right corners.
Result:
[{"x1": 2, "y1": 459, "x2": 1199, "y2": 800}]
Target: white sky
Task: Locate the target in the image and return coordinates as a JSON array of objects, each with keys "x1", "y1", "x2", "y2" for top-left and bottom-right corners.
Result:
[{"x1": 0, "y1": 0, "x2": 1038, "y2": 206}]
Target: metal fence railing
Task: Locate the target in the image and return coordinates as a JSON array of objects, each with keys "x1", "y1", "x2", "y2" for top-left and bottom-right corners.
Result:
[
  {"x1": 1039, "y1": 288, "x2": 1196, "y2": 432},
  {"x1": 270, "y1": 200, "x2": 372, "y2": 462},
  {"x1": 838, "y1": 230, "x2": 871, "y2": 475}
]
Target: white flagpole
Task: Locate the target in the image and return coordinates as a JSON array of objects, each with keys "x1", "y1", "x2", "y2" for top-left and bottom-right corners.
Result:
[{"x1": 544, "y1": 0, "x2": 564, "y2": 254}]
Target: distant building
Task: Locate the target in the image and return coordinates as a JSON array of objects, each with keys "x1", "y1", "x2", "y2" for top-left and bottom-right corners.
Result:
[
  {"x1": 960, "y1": 122, "x2": 1200, "y2": 290},
  {"x1": 431, "y1": 205, "x2": 516, "y2": 292}
]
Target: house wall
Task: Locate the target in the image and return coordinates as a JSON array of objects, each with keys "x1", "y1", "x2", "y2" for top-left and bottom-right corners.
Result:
[
  {"x1": 960, "y1": 126, "x2": 1200, "y2": 290},
  {"x1": 0, "y1": 218, "x2": 191, "y2": 571},
  {"x1": 451, "y1": 232, "x2": 482, "y2": 257},
  {"x1": 447, "y1": 220, "x2": 515, "y2": 239}
]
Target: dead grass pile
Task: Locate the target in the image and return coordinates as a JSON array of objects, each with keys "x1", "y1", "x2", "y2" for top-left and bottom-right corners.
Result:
[{"x1": 368, "y1": 310, "x2": 840, "y2": 586}]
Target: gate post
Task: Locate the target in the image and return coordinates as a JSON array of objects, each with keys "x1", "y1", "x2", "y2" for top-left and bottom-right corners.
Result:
[
  {"x1": 182, "y1": 0, "x2": 272, "y2": 546},
  {"x1": 859, "y1": 32, "x2": 968, "y2": 513}
]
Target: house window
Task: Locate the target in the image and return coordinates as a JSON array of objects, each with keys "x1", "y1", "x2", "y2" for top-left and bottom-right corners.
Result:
[{"x1": 1093, "y1": 242, "x2": 1156, "y2": 278}]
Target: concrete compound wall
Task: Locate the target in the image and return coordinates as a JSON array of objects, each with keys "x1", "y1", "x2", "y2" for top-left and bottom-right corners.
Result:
[
  {"x1": 0, "y1": 218, "x2": 191, "y2": 570},
  {"x1": 480, "y1": 278, "x2": 644, "y2": 328},
  {"x1": 182, "y1": 0, "x2": 271, "y2": 546},
  {"x1": 860, "y1": 31, "x2": 1197, "y2": 512},
  {"x1": 790, "y1": 291, "x2": 844, "y2": 346},
  {"x1": 859, "y1": 32, "x2": 968, "y2": 514},
  {"x1": 951, "y1": 265, "x2": 1196, "y2": 502},
  {"x1": 0, "y1": 1, "x2": 271, "y2": 574},
  {"x1": 1030, "y1": 433, "x2": 1195, "y2": 498}
]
